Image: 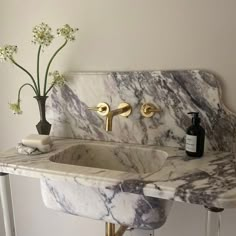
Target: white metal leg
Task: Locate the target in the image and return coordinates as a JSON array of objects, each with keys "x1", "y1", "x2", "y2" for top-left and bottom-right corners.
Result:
[
  {"x1": 205, "y1": 207, "x2": 223, "y2": 236},
  {"x1": 0, "y1": 173, "x2": 15, "y2": 236}
]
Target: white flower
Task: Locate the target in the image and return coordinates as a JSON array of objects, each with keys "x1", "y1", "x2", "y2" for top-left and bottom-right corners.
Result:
[
  {"x1": 57, "y1": 24, "x2": 78, "y2": 41},
  {"x1": 49, "y1": 71, "x2": 66, "y2": 86},
  {"x1": 9, "y1": 101, "x2": 22, "y2": 115},
  {"x1": 32, "y1": 23, "x2": 54, "y2": 46},
  {"x1": 0, "y1": 45, "x2": 17, "y2": 61}
]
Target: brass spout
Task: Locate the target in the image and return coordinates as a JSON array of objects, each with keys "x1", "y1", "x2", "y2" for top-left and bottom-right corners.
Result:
[{"x1": 105, "y1": 103, "x2": 132, "y2": 131}]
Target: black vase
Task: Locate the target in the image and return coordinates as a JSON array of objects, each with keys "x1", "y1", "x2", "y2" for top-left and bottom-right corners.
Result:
[{"x1": 34, "y1": 96, "x2": 51, "y2": 135}]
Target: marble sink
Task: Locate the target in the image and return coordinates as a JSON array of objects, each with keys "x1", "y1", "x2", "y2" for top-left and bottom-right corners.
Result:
[
  {"x1": 42, "y1": 142, "x2": 172, "y2": 229},
  {"x1": 1, "y1": 139, "x2": 236, "y2": 231}
]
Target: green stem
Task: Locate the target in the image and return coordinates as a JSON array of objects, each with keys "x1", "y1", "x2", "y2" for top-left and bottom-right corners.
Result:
[
  {"x1": 10, "y1": 58, "x2": 39, "y2": 95},
  {"x1": 45, "y1": 83, "x2": 55, "y2": 96},
  {"x1": 17, "y1": 83, "x2": 37, "y2": 102},
  {"x1": 43, "y1": 40, "x2": 67, "y2": 95},
  {"x1": 37, "y1": 45, "x2": 42, "y2": 95}
]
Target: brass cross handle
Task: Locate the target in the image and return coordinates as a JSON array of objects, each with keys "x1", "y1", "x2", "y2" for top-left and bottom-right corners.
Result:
[
  {"x1": 140, "y1": 103, "x2": 161, "y2": 118},
  {"x1": 88, "y1": 102, "x2": 110, "y2": 116}
]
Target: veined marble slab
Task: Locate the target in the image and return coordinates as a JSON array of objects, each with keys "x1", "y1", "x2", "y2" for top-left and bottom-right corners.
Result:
[
  {"x1": 48, "y1": 70, "x2": 236, "y2": 152},
  {"x1": 0, "y1": 139, "x2": 235, "y2": 209}
]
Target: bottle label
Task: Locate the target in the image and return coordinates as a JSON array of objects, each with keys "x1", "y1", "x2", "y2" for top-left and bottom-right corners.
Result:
[{"x1": 186, "y1": 135, "x2": 197, "y2": 152}]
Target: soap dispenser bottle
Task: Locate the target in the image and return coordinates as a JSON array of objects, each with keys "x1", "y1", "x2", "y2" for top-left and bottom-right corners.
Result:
[{"x1": 185, "y1": 112, "x2": 205, "y2": 157}]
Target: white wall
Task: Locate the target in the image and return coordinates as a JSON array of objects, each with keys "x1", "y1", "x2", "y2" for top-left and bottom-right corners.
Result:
[{"x1": 0, "y1": 1, "x2": 236, "y2": 235}]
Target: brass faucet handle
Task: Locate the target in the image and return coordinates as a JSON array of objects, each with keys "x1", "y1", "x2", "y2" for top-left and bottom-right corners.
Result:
[
  {"x1": 118, "y1": 102, "x2": 132, "y2": 117},
  {"x1": 140, "y1": 103, "x2": 161, "y2": 118},
  {"x1": 88, "y1": 102, "x2": 110, "y2": 116}
]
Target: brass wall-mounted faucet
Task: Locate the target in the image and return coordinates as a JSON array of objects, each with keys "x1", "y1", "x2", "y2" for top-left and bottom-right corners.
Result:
[
  {"x1": 105, "y1": 102, "x2": 132, "y2": 131},
  {"x1": 88, "y1": 102, "x2": 132, "y2": 131}
]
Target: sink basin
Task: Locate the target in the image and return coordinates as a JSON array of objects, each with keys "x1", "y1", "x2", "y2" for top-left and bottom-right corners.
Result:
[
  {"x1": 40, "y1": 142, "x2": 172, "y2": 230},
  {"x1": 49, "y1": 142, "x2": 168, "y2": 173}
]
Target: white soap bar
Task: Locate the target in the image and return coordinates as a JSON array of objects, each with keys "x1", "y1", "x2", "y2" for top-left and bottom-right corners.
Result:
[{"x1": 22, "y1": 134, "x2": 52, "y2": 149}]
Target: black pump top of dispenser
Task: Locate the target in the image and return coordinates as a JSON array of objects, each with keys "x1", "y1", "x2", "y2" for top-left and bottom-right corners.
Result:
[{"x1": 188, "y1": 112, "x2": 201, "y2": 126}]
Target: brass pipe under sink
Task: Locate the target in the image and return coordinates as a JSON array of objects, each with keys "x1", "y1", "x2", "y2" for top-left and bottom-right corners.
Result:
[
  {"x1": 105, "y1": 222, "x2": 128, "y2": 236},
  {"x1": 106, "y1": 222, "x2": 115, "y2": 236}
]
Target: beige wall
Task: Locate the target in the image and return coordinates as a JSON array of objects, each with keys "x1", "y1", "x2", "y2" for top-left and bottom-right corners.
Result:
[{"x1": 0, "y1": 1, "x2": 236, "y2": 235}]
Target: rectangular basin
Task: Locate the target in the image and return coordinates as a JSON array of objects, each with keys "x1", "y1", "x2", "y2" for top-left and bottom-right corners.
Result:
[{"x1": 49, "y1": 142, "x2": 168, "y2": 174}]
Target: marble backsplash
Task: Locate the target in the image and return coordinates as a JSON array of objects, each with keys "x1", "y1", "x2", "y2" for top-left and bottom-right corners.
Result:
[{"x1": 47, "y1": 70, "x2": 236, "y2": 152}]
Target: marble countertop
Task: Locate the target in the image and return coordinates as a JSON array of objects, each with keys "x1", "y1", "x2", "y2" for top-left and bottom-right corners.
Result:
[{"x1": 0, "y1": 138, "x2": 235, "y2": 209}]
